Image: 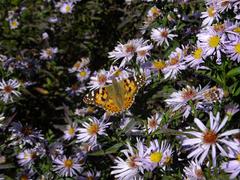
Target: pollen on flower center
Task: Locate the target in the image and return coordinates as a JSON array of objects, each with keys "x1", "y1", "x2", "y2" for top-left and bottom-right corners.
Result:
[
  {"x1": 98, "y1": 75, "x2": 107, "y2": 84},
  {"x1": 125, "y1": 44, "x2": 135, "y2": 53},
  {"x1": 161, "y1": 30, "x2": 168, "y2": 38},
  {"x1": 65, "y1": 5, "x2": 71, "y2": 12},
  {"x1": 68, "y1": 127, "x2": 75, "y2": 135},
  {"x1": 237, "y1": 153, "x2": 240, "y2": 161},
  {"x1": 195, "y1": 168, "x2": 204, "y2": 178},
  {"x1": 22, "y1": 127, "x2": 33, "y2": 136},
  {"x1": 149, "y1": 119, "x2": 157, "y2": 128},
  {"x1": 150, "y1": 152, "x2": 162, "y2": 163},
  {"x1": 233, "y1": 27, "x2": 240, "y2": 34},
  {"x1": 46, "y1": 48, "x2": 53, "y2": 56},
  {"x1": 234, "y1": 43, "x2": 240, "y2": 54},
  {"x1": 87, "y1": 123, "x2": 99, "y2": 135},
  {"x1": 20, "y1": 175, "x2": 28, "y2": 180},
  {"x1": 207, "y1": 7, "x2": 216, "y2": 17},
  {"x1": 153, "y1": 60, "x2": 166, "y2": 70},
  {"x1": 182, "y1": 88, "x2": 196, "y2": 100},
  {"x1": 11, "y1": 21, "x2": 17, "y2": 27},
  {"x1": 208, "y1": 36, "x2": 220, "y2": 48},
  {"x1": 127, "y1": 157, "x2": 138, "y2": 168},
  {"x1": 138, "y1": 50, "x2": 147, "y2": 56},
  {"x1": 169, "y1": 57, "x2": 179, "y2": 65},
  {"x1": 193, "y1": 48, "x2": 203, "y2": 59},
  {"x1": 64, "y1": 159, "x2": 73, "y2": 168},
  {"x1": 4, "y1": 85, "x2": 13, "y2": 93},
  {"x1": 79, "y1": 71, "x2": 87, "y2": 77},
  {"x1": 203, "y1": 130, "x2": 217, "y2": 144}
]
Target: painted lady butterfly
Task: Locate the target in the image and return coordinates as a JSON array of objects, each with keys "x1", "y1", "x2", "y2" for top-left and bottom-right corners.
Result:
[{"x1": 83, "y1": 74, "x2": 145, "y2": 114}]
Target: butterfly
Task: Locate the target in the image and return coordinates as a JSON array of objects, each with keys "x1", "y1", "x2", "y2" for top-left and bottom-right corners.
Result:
[{"x1": 83, "y1": 74, "x2": 145, "y2": 114}]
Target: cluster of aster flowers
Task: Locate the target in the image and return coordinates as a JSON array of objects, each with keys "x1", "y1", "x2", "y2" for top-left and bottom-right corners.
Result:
[{"x1": 0, "y1": 0, "x2": 240, "y2": 179}]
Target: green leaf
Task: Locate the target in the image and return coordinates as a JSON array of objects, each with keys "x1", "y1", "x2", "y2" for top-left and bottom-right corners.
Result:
[
  {"x1": 227, "y1": 66, "x2": 240, "y2": 78},
  {"x1": 0, "y1": 163, "x2": 15, "y2": 169},
  {"x1": 88, "y1": 143, "x2": 123, "y2": 156}
]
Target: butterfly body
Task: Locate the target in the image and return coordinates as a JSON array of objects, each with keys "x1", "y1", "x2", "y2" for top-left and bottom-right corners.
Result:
[{"x1": 83, "y1": 75, "x2": 145, "y2": 114}]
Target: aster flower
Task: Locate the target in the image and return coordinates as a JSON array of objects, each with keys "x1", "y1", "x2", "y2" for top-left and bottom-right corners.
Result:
[
  {"x1": 78, "y1": 169, "x2": 101, "y2": 180},
  {"x1": 162, "y1": 47, "x2": 187, "y2": 79},
  {"x1": 65, "y1": 83, "x2": 86, "y2": 96},
  {"x1": 201, "y1": 5, "x2": 220, "y2": 27},
  {"x1": 76, "y1": 117, "x2": 111, "y2": 145},
  {"x1": 182, "y1": 112, "x2": 240, "y2": 167},
  {"x1": 59, "y1": 2, "x2": 74, "y2": 14},
  {"x1": 53, "y1": 156, "x2": 82, "y2": 177},
  {"x1": 197, "y1": 26, "x2": 225, "y2": 64},
  {"x1": 9, "y1": 19, "x2": 19, "y2": 29},
  {"x1": 199, "y1": 86, "x2": 224, "y2": 104},
  {"x1": 225, "y1": 34, "x2": 240, "y2": 62},
  {"x1": 48, "y1": 142, "x2": 64, "y2": 159},
  {"x1": 17, "y1": 169, "x2": 35, "y2": 180},
  {"x1": 0, "y1": 79, "x2": 21, "y2": 103},
  {"x1": 40, "y1": 47, "x2": 58, "y2": 60},
  {"x1": 8, "y1": 122, "x2": 44, "y2": 147},
  {"x1": 225, "y1": 103, "x2": 240, "y2": 117},
  {"x1": 68, "y1": 58, "x2": 90, "y2": 73},
  {"x1": 147, "y1": 113, "x2": 162, "y2": 133},
  {"x1": 143, "y1": 140, "x2": 172, "y2": 171},
  {"x1": 150, "y1": 27, "x2": 177, "y2": 46},
  {"x1": 111, "y1": 140, "x2": 144, "y2": 180},
  {"x1": 74, "y1": 107, "x2": 97, "y2": 117},
  {"x1": 17, "y1": 149, "x2": 37, "y2": 167},
  {"x1": 147, "y1": 6, "x2": 161, "y2": 19},
  {"x1": 183, "y1": 160, "x2": 205, "y2": 180},
  {"x1": 76, "y1": 68, "x2": 91, "y2": 82},
  {"x1": 216, "y1": 0, "x2": 233, "y2": 12},
  {"x1": 109, "y1": 65, "x2": 129, "y2": 81},
  {"x1": 136, "y1": 42, "x2": 153, "y2": 63},
  {"x1": 88, "y1": 69, "x2": 111, "y2": 90},
  {"x1": 63, "y1": 123, "x2": 78, "y2": 141},
  {"x1": 185, "y1": 46, "x2": 208, "y2": 70},
  {"x1": 221, "y1": 146, "x2": 240, "y2": 179}
]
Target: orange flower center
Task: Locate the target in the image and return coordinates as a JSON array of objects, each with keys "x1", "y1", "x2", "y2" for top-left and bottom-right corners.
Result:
[
  {"x1": 98, "y1": 74, "x2": 107, "y2": 84},
  {"x1": 64, "y1": 159, "x2": 73, "y2": 168},
  {"x1": 87, "y1": 123, "x2": 99, "y2": 135},
  {"x1": 161, "y1": 30, "x2": 168, "y2": 38},
  {"x1": 203, "y1": 130, "x2": 217, "y2": 144}
]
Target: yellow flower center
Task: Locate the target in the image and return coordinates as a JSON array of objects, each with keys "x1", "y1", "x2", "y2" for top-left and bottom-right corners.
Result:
[
  {"x1": 193, "y1": 48, "x2": 203, "y2": 59},
  {"x1": 203, "y1": 130, "x2": 217, "y2": 144},
  {"x1": 150, "y1": 152, "x2": 162, "y2": 163},
  {"x1": 152, "y1": 60, "x2": 166, "y2": 70},
  {"x1": 46, "y1": 48, "x2": 53, "y2": 56},
  {"x1": 237, "y1": 153, "x2": 240, "y2": 161},
  {"x1": 169, "y1": 57, "x2": 179, "y2": 65},
  {"x1": 64, "y1": 159, "x2": 73, "y2": 168},
  {"x1": 11, "y1": 21, "x2": 17, "y2": 27},
  {"x1": 68, "y1": 127, "x2": 75, "y2": 136},
  {"x1": 213, "y1": 23, "x2": 225, "y2": 33},
  {"x1": 234, "y1": 43, "x2": 240, "y2": 54},
  {"x1": 233, "y1": 27, "x2": 240, "y2": 34},
  {"x1": 79, "y1": 71, "x2": 87, "y2": 77},
  {"x1": 113, "y1": 69, "x2": 122, "y2": 77},
  {"x1": 207, "y1": 7, "x2": 216, "y2": 17},
  {"x1": 150, "y1": 7, "x2": 160, "y2": 17},
  {"x1": 65, "y1": 5, "x2": 71, "y2": 12},
  {"x1": 87, "y1": 123, "x2": 99, "y2": 135},
  {"x1": 208, "y1": 36, "x2": 220, "y2": 48},
  {"x1": 73, "y1": 62, "x2": 81, "y2": 69},
  {"x1": 98, "y1": 74, "x2": 107, "y2": 84}
]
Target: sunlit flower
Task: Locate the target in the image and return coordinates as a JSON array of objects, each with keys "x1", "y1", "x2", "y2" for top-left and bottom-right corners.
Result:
[
  {"x1": 53, "y1": 156, "x2": 82, "y2": 177},
  {"x1": 74, "y1": 107, "x2": 97, "y2": 117},
  {"x1": 68, "y1": 58, "x2": 90, "y2": 73},
  {"x1": 147, "y1": 113, "x2": 162, "y2": 133},
  {"x1": 77, "y1": 117, "x2": 111, "y2": 145},
  {"x1": 0, "y1": 79, "x2": 21, "y2": 103},
  {"x1": 225, "y1": 35, "x2": 240, "y2": 62},
  {"x1": 183, "y1": 112, "x2": 240, "y2": 167},
  {"x1": 78, "y1": 169, "x2": 101, "y2": 180},
  {"x1": 221, "y1": 147, "x2": 240, "y2": 179},
  {"x1": 63, "y1": 123, "x2": 78, "y2": 141},
  {"x1": 88, "y1": 69, "x2": 111, "y2": 90},
  {"x1": 150, "y1": 27, "x2": 177, "y2": 46},
  {"x1": 147, "y1": 6, "x2": 161, "y2": 19},
  {"x1": 143, "y1": 140, "x2": 172, "y2": 171},
  {"x1": 183, "y1": 160, "x2": 205, "y2": 180},
  {"x1": 9, "y1": 19, "x2": 19, "y2": 29},
  {"x1": 17, "y1": 149, "x2": 37, "y2": 167},
  {"x1": 136, "y1": 42, "x2": 153, "y2": 63},
  {"x1": 109, "y1": 65, "x2": 129, "y2": 81},
  {"x1": 201, "y1": 6, "x2": 220, "y2": 27},
  {"x1": 197, "y1": 26, "x2": 225, "y2": 64},
  {"x1": 111, "y1": 141, "x2": 144, "y2": 180},
  {"x1": 40, "y1": 47, "x2": 58, "y2": 60},
  {"x1": 76, "y1": 68, "x2": 91, "y2": 82},
  {"x1": 162, "y1": 47, "x2": 187, "y2": 79},
  {"x1": 60, "y1": 2, "x2": 74, "y2": 14},
  {"x1": 65, "y1": 83, "x2": 86, "y2": 96},
  {"x1": 185, "y1": 46, "x2": 207, "y2": 70}
]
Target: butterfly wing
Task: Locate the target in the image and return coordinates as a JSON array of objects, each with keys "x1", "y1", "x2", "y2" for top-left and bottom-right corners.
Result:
[
  {"x1": 83, "y1": 86, "x2": 122, "y2": 114},
  {"x1": 123, "y1": 74, "x2": 145, "y2": 110}
]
